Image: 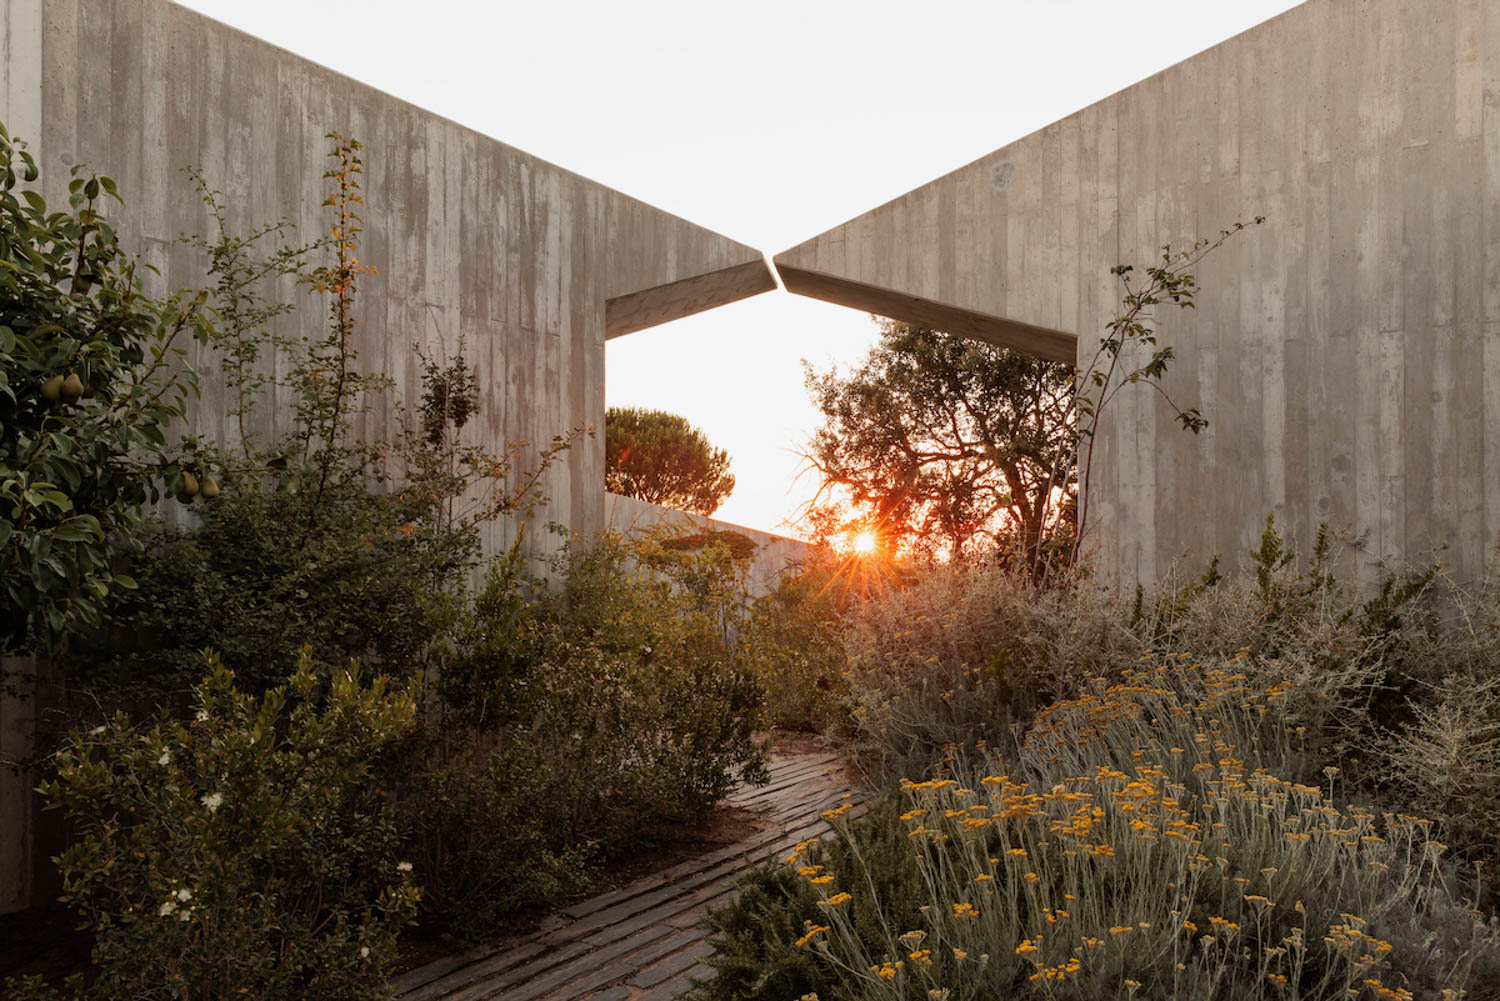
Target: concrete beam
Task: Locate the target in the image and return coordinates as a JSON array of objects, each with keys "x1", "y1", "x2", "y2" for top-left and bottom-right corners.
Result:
[
  {"x1": 606, "y1": 258, "x2": 775, "y2": 340},
  {"x1": 775, "y1": 261, "x2": 1077, "y2": 365}
]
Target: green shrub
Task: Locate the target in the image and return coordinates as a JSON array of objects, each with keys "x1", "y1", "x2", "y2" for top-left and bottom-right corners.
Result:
[
  {"x1": 76, "y1": 471, "x2": 475, "y2": 699},
  {"x1": 739, "y1": 558, "x2": 849, "y2": 733},
  {"x1": 839, "y1": 561, "x2": 1137, "y2": 785},
  {"x1": 699, "y1": 661, "x2": 1500, "y2": 1001},
  {"x1": 696, "y1": 798, "x2": 924, "y2": 1001},
  {"x1": 66, "y1": 132, "x2": 558, "y2": 707},
  {"x1": 401, "y1": 531, "x2": 770, "y2": 938},
  {"x1": 5, "y1": 651, "x2": 420, "y2": 1001},
  {"x1": 0, "y1": 122, "x2": 211, "y2": 653},
  {"x1": 835, "y1": 520, "x2": 1475, "y2": 819},
  {"x1": 1372, "y1": 571, "x2": 1500, "y2": 867}
]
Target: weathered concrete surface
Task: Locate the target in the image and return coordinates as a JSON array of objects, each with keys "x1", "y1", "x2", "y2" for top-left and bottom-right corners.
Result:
[
  {"x1": 0, "y1": 0, "x2": 773, "y2": 567},
  {"x1": 0, "y1": 0, "x2": 773, "y2": 916},
  {"x1": 776, "y1": 0, "x2": 1500, "y2": 587},
  {"x1": 604, "y1": 492, "x2": 809, "y2": 597}
]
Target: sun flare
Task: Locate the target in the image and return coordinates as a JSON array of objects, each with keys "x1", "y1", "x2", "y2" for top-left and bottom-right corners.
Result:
[{"x1": 850, "y1": 531, "x2": 878, "y2": 555}]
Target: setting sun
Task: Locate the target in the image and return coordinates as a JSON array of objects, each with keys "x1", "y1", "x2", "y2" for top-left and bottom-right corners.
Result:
[{"x1": 850, "y1": 531, "x2": 878, "y2": 555}]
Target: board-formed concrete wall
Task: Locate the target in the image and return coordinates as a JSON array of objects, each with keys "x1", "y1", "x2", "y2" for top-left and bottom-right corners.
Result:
[
  {"x1": 0, "y1": 0, "x2": 775, "y2": 915},
  {"x1": 0, "y1": 0, "x2": 773, "y2": 566},
  {"x1": 777, "y1": 0, "x2": 1500, "y2": 587}
]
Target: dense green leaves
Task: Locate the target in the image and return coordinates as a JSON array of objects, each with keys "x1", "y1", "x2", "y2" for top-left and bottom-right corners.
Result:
[
  {"x1": 605, "y1": 407, "x2": 735, "y2": 515},
  {"x1": 0, "y1": 121, "x2": 210, "y2": 652},
  {"x1": 405, "y1": 530, "x2": 770, "y2": 935},
  {"x1": 6, "y1": 651, "x2": 420, "y2": 1001}
]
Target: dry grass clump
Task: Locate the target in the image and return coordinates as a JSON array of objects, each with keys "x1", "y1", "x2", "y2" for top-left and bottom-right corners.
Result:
[
  {"x1": 836, "y1": 522, "x2": 1500, "y2": 869},
  {"x1": 735, "y1": 661, "x2": 1500, "y2": 1001},
  {"x1": 841, "y1": 563, "x2": 1140, "y2": 784}
]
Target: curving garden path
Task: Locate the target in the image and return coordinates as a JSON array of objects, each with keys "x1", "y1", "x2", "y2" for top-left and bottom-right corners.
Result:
[{"x1": 393, "y1": 752, "x2": 865, "y2": 1001}]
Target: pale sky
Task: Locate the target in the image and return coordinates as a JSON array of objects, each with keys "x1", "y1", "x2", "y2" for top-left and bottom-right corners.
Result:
[{"x1": 178, "y1": 0, "x2": 1305, "y2": 538}]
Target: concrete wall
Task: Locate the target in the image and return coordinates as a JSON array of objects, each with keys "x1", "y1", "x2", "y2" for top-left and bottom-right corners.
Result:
[
  {"x1": 0, "y1": 0, "x2": 776, "y2": 915},
  {"x1": 604, "y1": 492, "x2": 810, "y2": 596},
  {"x1": 776, "y1": 0, "x2": 1500, "y2": 587},
  {"x1": 0, "y1": 0, "x2": 773, "y2": 565}
]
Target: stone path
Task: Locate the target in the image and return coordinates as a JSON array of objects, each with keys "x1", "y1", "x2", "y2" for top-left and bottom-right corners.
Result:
[{"x1": 394, "y1": 752, "x2": 865, "y2": 1001}]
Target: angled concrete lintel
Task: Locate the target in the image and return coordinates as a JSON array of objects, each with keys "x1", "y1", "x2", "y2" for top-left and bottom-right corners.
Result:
[
  {"x1": 606, "y1": 257, "x2": 776, "y2": 339},
  {"x1": 775, "y1": 261, "x2": 1077, "y2": 365}
]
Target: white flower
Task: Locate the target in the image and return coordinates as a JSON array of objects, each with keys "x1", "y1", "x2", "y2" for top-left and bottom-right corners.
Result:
[
  {"x1": 178, "y1": 908, "x2": 192, "y2": 922},
  {"x1": 195, "y1": 709, "x2": 209, "y2": 722},
  {"x1": 396, "y1": 861, "x2": 413, "y2": 873},
  {"x1": 360, "y1": 946, "x2": 370, "y2": 959},
  {"x1": 159, "y1": 900, "x2": 176, "y2": 916},
  {"x1": 90, "y1": 726, "x2": 106, "y2": 736},
  {"x1": 157, "y1": 750, "x2": 171, "y2": 766},
  {"x1": 176, "y1": 888, "x2": 193, "y2": 902},
  {"x1": 201, "y1": 792, "x2": 223, "y2": 814}
]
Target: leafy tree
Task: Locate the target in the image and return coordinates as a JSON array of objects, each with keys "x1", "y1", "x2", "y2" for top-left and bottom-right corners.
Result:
[
  {"x1": 801, "y1": 320, "x2": 1072, "y2": 562},
  {"x1": 803, "y1": 220, "x2": 1264, "y2": 574},
  {"x1": 0, "y1": 122, "x2": 210, "y2": 652},
  {"x1": 605, "y1": 407, "x2": 734, "y2": 515}
]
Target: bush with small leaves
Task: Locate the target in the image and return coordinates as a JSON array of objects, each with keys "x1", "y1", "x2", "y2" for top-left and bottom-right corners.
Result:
[
  {"x1": 402, "y1": 530, "x2": 770, "y2": 939},
  {"x1": 4, "y1": 650, "x2": 420, "y2": 1001},
  {"x1": 738, "y1": 557, "x2": 849, "y2": 733}
]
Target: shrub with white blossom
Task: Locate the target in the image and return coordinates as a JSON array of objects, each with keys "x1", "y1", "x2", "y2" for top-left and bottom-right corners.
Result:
[{"x1": 5, "y1": 650, "x2": 420, "y2": 1001}]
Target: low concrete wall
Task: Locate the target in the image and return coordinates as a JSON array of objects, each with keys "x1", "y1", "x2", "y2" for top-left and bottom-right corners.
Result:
[{"x1": 604, "y1": 493, "x2": 810, "y2": 596}]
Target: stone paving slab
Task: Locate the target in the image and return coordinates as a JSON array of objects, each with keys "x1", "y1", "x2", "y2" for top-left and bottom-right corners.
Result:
[{"x1": 395, "y1": 752, "x2": 864, "y2": 1001}]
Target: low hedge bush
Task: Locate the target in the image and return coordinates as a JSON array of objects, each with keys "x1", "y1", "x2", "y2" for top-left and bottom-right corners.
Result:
[
  {"x1": 402, "y1": 531, "x2": 770, "y2": 936},
  {"x1": 5, "y1": 651, "x2": 421, "y2": 1001}
]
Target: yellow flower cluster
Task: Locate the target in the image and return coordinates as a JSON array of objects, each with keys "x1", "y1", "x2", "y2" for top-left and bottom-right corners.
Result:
[
  {"x1": 775, "y1": 657, "x2": 1496, "y2": 1000},
  {"x1": 794, "y1": 921, "x2": 830, "y2": 948}
]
